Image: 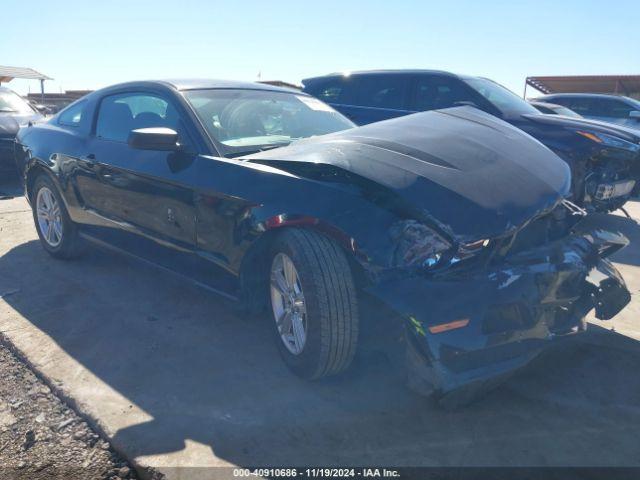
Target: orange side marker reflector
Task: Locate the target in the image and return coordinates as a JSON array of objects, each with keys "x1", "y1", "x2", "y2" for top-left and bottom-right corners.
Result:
[
  {"x1": 428, "y1": 319, "x2": 470, "y2": 334},
  {"x1": 576, "y1": 131, "x2": 602, "y2": 143}
]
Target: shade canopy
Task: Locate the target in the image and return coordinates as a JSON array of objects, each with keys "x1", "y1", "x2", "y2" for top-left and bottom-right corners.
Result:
[
  {"x1": 527, "y1": 75, "x2": 640, "y2": 98},
  {"x1": 0, "y1": 65, "x2": 52, "y2": 83}
]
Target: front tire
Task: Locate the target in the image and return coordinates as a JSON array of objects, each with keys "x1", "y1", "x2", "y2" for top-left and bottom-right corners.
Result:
[
  {"x1": 269, "y1": 229, "x2": 359, "y2": 380},
  {"x1": 32, "y1": 175, "x2": 83, "y2": 259}
]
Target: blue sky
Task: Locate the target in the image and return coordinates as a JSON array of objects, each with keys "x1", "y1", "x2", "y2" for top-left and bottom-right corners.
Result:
[{"x1": 3, "y1": 0, "x2": 639, "y2": 97}]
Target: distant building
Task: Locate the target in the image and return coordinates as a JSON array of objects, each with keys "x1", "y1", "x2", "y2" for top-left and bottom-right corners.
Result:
[{"x1": 26, "y1": 90, "x2": 92, "y2": 112}]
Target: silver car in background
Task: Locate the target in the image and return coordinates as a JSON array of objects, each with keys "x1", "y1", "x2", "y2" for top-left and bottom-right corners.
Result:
[{"x1": 534, "y1": 93, "x2": 640, "y2": 130}]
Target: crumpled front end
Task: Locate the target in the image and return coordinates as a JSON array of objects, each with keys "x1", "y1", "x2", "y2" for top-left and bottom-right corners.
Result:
[{"x1": 366, "y1": 210, "x2": 630, "y2": 401}]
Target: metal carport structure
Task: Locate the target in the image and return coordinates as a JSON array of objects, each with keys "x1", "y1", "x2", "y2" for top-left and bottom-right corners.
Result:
[
  {"x1": 0, "y1": 66, "x2": 52, "y2": 103},
  {"x1": 525, "y1": 75, "x2": 640, "y2": 100}
]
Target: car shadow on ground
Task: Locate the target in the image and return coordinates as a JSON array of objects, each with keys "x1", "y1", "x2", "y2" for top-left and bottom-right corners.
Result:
[
  {"x1": 576, "y1": 207, "x2": 640, "y2": 268},
  {"x1": 0, "y1": 238, "x2": 639, "y2": 469},
  {"x1": 0, "y1": 172, "x2": 22, "y2": 199},
  {"x1": 587, "y1": 214, "x2": 640, "y2": 266},
  {"x1": 612, "y1": 199, "x2": 640, "y2": 267}
]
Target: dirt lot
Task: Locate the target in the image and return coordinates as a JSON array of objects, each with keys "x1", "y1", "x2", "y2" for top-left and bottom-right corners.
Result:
[
  {"x1": 0, "y1": 340, "x2": 136, "y2": 479},
  {"x1": 0, "y1": 174, "x2": 640, "y2": 479}
]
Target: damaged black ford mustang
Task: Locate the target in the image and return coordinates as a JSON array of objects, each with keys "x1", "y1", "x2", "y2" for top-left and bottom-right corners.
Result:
[{"x1": 15, "y1": 80, "x2": 631, "y2": 403}]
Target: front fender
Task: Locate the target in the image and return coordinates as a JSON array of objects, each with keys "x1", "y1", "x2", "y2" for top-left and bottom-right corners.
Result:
[{"x1": 193, "y1": 155, "x2": 408, "y2": 275}]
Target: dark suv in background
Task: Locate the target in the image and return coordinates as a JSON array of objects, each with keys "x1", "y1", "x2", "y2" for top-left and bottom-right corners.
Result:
[{"x1": 303, "y1": 70, "x2": 640, "y2": 213}]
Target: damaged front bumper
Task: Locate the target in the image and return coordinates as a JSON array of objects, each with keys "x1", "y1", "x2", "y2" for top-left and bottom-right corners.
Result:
[{"x1": 367, "y1": 226, "x2": 630, "y2": 399}]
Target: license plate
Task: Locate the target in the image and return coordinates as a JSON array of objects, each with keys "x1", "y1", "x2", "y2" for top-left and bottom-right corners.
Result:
[
  {"x1": 612, "y1": 180, "x2": 636, "y2": 198},
  {"x1": 595, "y1": 180, "x2": 636, "y2": 200}
]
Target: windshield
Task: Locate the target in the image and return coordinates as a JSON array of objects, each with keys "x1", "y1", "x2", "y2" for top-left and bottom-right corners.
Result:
[
  {"x1": 183, "y1": 89, "x2": 355, "y2": 157},
  {"x1": 463, "y1": 78, "x2": 540, "y2": 116},
  {"x1": 0, "y1": 89, "x2": 37, "y2": 114},
  {"x1": 625, "y1": 96, "x2": 640, "y2": 110}
]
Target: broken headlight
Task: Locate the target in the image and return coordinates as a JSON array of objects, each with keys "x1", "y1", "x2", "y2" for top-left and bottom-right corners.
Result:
[
  {"x1": 576, "y1": 131, "x2": 640, "y2": 153},
  {"x1": 390, "y1": 220, "x2": 452, "y2": 268}
]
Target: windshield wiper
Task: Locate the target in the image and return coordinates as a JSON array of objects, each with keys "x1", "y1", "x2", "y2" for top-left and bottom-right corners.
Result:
[{"x1": 0, "y1": 108, "x2": 17, "y2": 113}]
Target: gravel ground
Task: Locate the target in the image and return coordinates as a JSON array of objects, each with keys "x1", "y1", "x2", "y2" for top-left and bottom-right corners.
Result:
[{"x1": 0, "y1": 340, "x2": 138, "y2": 480}]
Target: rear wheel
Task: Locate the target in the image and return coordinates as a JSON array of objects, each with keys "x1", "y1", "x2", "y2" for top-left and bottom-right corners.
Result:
[
  {"x1": 32, "y1": 175, "x2": 83, "y2": 259},
  {"x1": 269, "y1": 229, "x2": 359, "y2": 379}
]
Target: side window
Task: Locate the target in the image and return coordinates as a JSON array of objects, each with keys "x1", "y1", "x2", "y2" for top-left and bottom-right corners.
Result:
[
  {"x1": 309, "y1": 79, "x2": 351, "y2": 104},
  {"x1": 558, "y1": 98, "x2": 591, "y2": 115},
  {"x1": 58, "y1": 100, "x2": 86, "y2": 127},
  {"x1": 96, "y1": 92, "x2": 182, "y2": 143},
  {"x1": 548, "y1": 97, "x2": 569, "y2": 107},
  {"x1": 589, "y1": 98, "x2": 634, "y2": 118},
  {"x1": 414, "y1": 76, "x2": 479, "y2": 111},
  {"x1": 536, "y1": 105, "x2": 553, "y2": 114},
  {"x1": 354, "y1": 76, "x2": 410, "y2": 110}
]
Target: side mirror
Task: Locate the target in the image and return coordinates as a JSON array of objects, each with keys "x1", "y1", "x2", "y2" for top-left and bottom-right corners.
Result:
[
  {"x1": 128, "y1": 127, "x2": 180, "y2": 151},
  {"x1": 629, "y1": 111, "x2": 640, "y2": 121}
]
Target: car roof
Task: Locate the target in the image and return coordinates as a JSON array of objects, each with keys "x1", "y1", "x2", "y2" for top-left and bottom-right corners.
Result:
[
  {"x1": 92, "y1": 79, "x2": 303, "y2": 95},
  {"x1": 162, "y1": 78, "x2": 302, "y2": 93},
  {"x1": 303, "y1": 69, "x2": 460, "y2": 82}
]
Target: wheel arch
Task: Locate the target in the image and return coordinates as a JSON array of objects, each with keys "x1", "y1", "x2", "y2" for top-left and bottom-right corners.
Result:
[
  {"x1": 25, "y1": 161, "x2": 54, "y2": 203},
  {"x1": 237, "y1": 214, "x2": 368, "y2": 314}
]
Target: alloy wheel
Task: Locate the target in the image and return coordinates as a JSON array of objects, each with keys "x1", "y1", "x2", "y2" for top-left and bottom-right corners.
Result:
[
  {"x1": 36, "y1": 187, "x2": 63, "y2": 247},
  {"x1": 270, "y1": 252, "x2": 307, "y2": 355}
]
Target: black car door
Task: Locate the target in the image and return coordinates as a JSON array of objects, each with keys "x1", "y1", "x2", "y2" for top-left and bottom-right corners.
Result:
[{"x1": 77, "y1": 90, "x2": 198, "y2": 251}]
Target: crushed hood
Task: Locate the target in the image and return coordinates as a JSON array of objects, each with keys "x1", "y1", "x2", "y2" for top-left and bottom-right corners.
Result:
[{"x1": 246, "y1": 107, "x2": 572, "y2": 240}]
